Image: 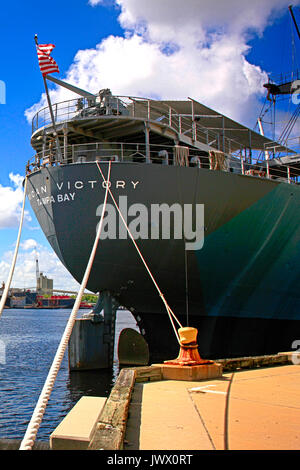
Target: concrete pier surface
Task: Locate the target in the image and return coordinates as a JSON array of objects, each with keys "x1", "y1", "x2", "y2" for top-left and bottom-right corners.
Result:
[{"x1": 124, "y1": 364, "x2": 300, "y2": 450}]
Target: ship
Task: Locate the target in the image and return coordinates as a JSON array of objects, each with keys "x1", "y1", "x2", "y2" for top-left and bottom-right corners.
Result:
[
  {"x1": 8, "y1": 292, "x2": 93, "y2": 310},
  {"x1": 25, "y1": 24, "x2": 300, "y2": 362}
]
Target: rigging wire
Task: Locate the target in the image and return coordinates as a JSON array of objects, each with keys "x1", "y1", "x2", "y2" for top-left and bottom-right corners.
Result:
[
  {"x1": 278, "y1": 103, "x2": 300, "y2": 144},
  {"x1": 257, "y1": 8, "x2": 300, "y2": 153},
  {"x1": 184, "y1": 249, "x2": 189, "y2": 327},
  {"x1": 95, "y1": 161, "x2": 183, "y2": 343},
  {"x1": 175, "y1": 164, "x2": 191, "y2": 327}
]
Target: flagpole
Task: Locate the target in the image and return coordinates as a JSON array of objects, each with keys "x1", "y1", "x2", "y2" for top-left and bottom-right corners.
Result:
[{"x1": 34, "y1": 35, "x2": 63, "y2": 163}]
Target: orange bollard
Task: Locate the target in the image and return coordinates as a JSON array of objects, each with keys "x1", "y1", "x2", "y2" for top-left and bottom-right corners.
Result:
[{"x1": 164, "y1": 327, "x2": 213, "y2": 366}]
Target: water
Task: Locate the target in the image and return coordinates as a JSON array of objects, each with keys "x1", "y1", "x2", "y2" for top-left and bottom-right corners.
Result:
[{"x1": 0, "y1": 308, "x2": 139, "y2": 442}]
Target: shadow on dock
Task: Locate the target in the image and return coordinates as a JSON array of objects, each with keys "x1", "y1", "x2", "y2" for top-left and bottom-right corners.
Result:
[{"x1": 123, "y1": 382, "x2": 143, "y2": 450}]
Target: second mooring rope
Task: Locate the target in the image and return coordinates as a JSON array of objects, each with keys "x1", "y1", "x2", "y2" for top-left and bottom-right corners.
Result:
[
  {"x1": 19, "y1": 162, "x2": 112, "y2": 450},
  {"x1": 0, "y1": 176, "x2": 28, "y2": 319},
  {"x1": 96, "y1": 161, "x2": 182, "y2": 343}
]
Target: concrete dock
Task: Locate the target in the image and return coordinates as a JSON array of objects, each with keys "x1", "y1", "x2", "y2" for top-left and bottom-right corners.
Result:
[
  {"x1": 46, "y1": 353, "x2": 300, "y2": 451},
  {"x1": 123, "y1": 363, "x2": 300, "y2": 451}
]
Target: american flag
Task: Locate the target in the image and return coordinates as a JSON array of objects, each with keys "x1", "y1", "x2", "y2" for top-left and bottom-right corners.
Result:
[{"x1": 36, "y1": 44, "x2": 59, "y2": 77}]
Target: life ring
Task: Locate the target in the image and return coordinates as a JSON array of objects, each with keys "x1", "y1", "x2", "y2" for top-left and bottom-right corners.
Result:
[
  {"x1": 190, "y1": 156, "x2": 201, "y2": 168},
  {"x1": 245, "y1": 169, "x2": 266, "y2": 178}
]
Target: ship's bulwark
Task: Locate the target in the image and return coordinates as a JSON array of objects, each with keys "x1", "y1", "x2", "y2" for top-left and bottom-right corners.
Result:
[{"x1": 27, "y1": 162, "x2": 300, "y2": 360}]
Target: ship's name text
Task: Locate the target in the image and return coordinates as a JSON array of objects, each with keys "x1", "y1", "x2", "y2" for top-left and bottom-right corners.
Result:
[{"x1": 28, "y1": 179, "x2": 140, "y2": 206}]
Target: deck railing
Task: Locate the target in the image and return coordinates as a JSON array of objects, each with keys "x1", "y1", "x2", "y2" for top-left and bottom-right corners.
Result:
[
  {"x1": 25, "y1": 141, "x2": 298, "y2": 184},
  {"x1": 31, "y1": 94, "x2": 272, "y2": 159}
]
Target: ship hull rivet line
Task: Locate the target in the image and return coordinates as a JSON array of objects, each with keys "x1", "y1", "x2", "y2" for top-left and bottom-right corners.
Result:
[
  {"x1": 95, "y1": 161, "x2": 183, "y2": 344},
  {"x1": 19, "y1": 162, "x2": 112, "y2": 451},
  {"x1": 0, "y1": 177, "x2": 28, "y2": 318}
]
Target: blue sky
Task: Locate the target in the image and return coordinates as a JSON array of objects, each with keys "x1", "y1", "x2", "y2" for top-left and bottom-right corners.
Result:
[
  {"x1": 0, "y1": 0, "x2": 299, "y2": 290},
  {"x1": 0, "y1": 0, "x2": 124, "y2": 289}
]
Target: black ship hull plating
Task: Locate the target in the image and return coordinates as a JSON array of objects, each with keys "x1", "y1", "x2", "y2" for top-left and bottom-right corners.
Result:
[{"x1": 27, "y1": 162, "x2": 300, "y2": 361}]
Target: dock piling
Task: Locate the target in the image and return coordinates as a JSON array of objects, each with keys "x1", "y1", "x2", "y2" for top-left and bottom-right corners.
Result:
[{"x1": 68, "y1": 291, "x2": 119, "y2": 370}]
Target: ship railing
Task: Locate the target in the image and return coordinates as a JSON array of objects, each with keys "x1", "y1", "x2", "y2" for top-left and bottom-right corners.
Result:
[
  {"x1": 28, "y1": 142, "x2": 190, "y2": 168},
  {"x1": 25, "y1": 141, "x2": 300, "y2": 184},
  {"x1": 177, "y1": 113, "x2": 251, "y2": 156},
  {"x1": 123, "y1": 98, "x2": 256, "y2": 156},
  {"x1": 31, "y1": 94, "x2": 255, "y2": 159},
  {"x1": 263, "y1": 136, "x2": 300, "y2": 156},
  {"x1": 265, "y1": 70, "x2": 300, "y2": 88},
  {"x1": 31, "y1": 95, "x2": 180, "y2": 133},
  {"x1": 31, "y1": 95, "x2": 196, "y2": 133}
]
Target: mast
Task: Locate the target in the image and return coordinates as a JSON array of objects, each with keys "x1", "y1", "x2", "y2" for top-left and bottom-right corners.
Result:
[
  {"x1": 257, "y1": 118, "x2": 270, "y2": 175},
  {"x1": 34, "y1": 35, "x2": 63, "y2": 163},
  {"x1": 261, "y1": 6, "x2": 300, "y2": 150},
  {"x1": 289, "y1": 5, "x2": 300, "y2": 41}
]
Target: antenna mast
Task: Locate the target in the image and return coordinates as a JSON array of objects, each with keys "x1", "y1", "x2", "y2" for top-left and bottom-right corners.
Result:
[{"x1": 36, "y1": 256, "x2": 40, "y2": 281}]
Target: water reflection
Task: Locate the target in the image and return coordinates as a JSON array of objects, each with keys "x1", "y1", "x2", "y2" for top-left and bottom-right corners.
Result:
[
  {"x1": 67, "y1": 368, "x2": 117, "y2": 404},
  {"x1": 0, "y1": 308, "x2": 139, "y2": 441}
]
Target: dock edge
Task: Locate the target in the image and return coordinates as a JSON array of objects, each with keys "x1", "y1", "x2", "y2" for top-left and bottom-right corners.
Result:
[{"x1": 88, "y1": 351, "x2": 296, "y2": 450}]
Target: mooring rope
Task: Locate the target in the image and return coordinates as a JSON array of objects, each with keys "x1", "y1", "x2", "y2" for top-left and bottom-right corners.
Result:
[
  {"x1": 96, "y1": 162, "x2": 182, "y2": 343},
  {"x1": 0, "y1": 176, "x2": 28, "y2": 318},
  {"x1": 19, "y1": 162, "x2": 112, "y2": 450}
]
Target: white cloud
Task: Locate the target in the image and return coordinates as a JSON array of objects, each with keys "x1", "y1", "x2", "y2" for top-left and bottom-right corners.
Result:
[
  {"x1": 0, "y1": 242, "x2": 81, "y2": 292},
  {"x1": 25, "y1": 1, "x2": 300, "y2": 130},
  {"x1": 88, "y1": 0, "x2": 107, "y2": 5},
  {"x1": 0, "y1": 173, "x2": 31, "y2": 229},
  {"x1": 109, "y1": 0, "x2": 291, "y2": 39},
  {"x1": 20, "y1": 239, "x2": 37, "y2": 251}
]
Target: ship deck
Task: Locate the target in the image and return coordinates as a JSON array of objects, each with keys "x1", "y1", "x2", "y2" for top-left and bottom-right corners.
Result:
[{"x1": 27, "y1": 90, "x2": 299, "y2": 185}]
